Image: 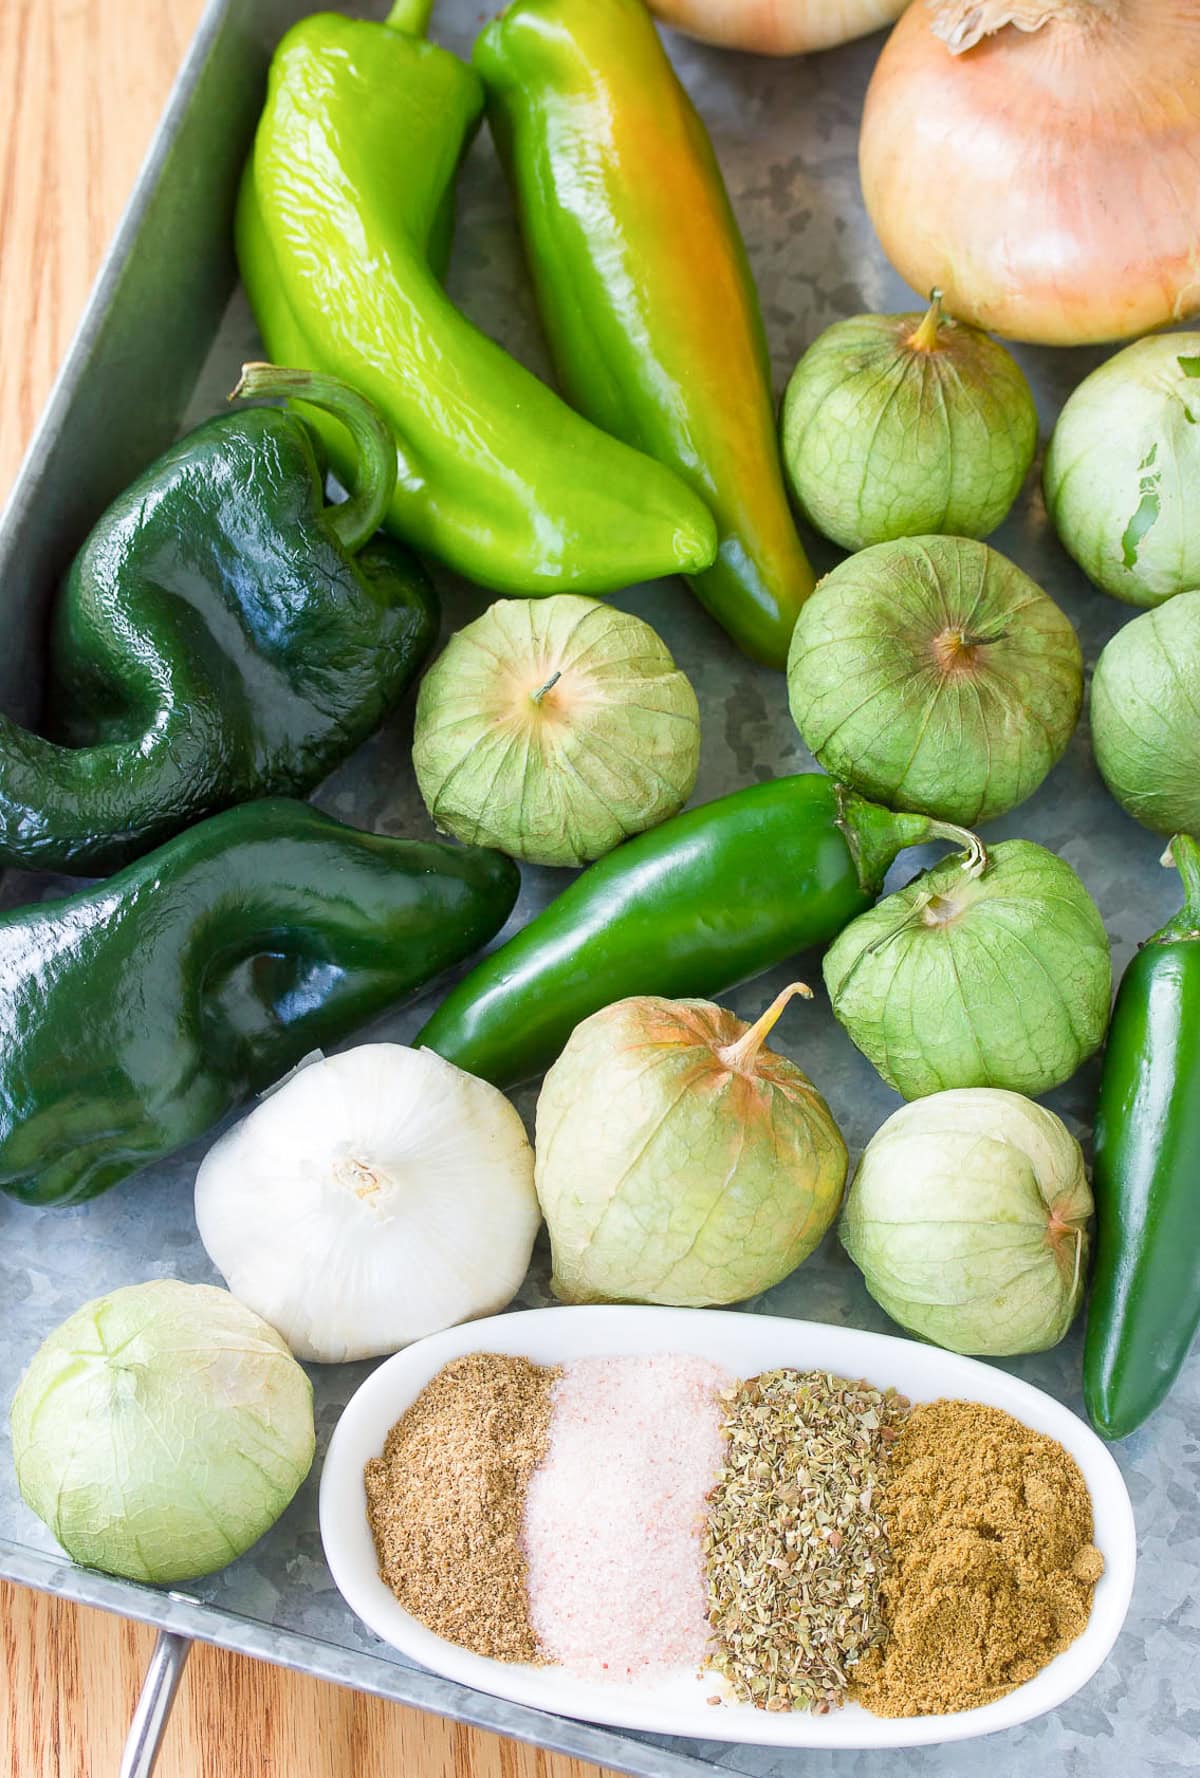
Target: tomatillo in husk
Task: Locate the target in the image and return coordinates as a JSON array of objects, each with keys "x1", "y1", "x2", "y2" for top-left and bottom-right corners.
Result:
[
  {"x1": 413, "y1": 596, "x2": 700, "y2": 868},
  {"x1": 823, "y1": 836, "x2": 1111, "y2": 1100},
  {"x1": 787, "y1": 537, "x2": 1083, "y2": 826},
  {"x1": 781, "y1": 292, "x2": 1037, "y2": 552},
  {"x1": 1045, "y1": 334, "x2": 1200, "y2": 608},
  {"x1": 1091, "y1": 592, "x2": 1200, "y2": 837},
  {"x1": 841, "y1": 1089, "x2": 1092, "y2": 1356},
  {"x1": 536, "y1": 984, "x2": 847, "y2": 1307}
]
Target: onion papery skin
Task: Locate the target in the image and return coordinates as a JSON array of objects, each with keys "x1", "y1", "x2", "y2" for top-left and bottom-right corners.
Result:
[
  {"x1": 860, "y1": 0, "x2": 1200, "y2": 346},
  {"x1": 646, "y1": 0, "x2": 909, "y2": 54}
]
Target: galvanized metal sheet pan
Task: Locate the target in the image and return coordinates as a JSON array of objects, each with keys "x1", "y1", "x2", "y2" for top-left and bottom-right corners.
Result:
[{"x1": 0, "y1": 3, "x2": 1194, "y2": 1773}]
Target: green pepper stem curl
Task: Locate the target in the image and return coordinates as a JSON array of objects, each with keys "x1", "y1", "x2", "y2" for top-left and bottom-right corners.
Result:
[
  {"x1": 230, "y1": 362, "x2": 397, "y2": 555},
  {"x1": 1152, "y1": 833, "x2": 1200, "y2": 944}
]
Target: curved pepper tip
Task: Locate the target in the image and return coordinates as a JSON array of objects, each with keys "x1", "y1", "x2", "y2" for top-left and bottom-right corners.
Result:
[{"x1": 677, "y1": 504, "x2": 720, "y2": 575}]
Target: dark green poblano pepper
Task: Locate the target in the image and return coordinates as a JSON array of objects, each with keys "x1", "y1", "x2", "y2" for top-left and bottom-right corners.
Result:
[
  {"x1": 0, "y1": 364, "x2": 437, "y2": 875},
  {"x1": 0, "y1": 798, "x2": 519, "y2": 1207}
]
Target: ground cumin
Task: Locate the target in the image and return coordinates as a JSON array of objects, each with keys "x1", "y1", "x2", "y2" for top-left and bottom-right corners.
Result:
[
  {"x1": 364, "y1": 1353, "x2": 558, "y2": 1662},
  {"x1": 851, "y1": 1398, "x2": 1104, "y2": 1717}
]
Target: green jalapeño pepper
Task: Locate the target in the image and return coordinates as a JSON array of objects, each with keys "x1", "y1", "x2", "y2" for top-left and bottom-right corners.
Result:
[
  {"x1": 236, "y1": 3, "x2": 717, "y2": 595},
  {"x1": 474, "y1": 0, "x2": 815, "y2": 667},
  {"x1": 0, "y1": 798, "x2": 519, "y2": 1207},
  {"x1": 0, "y1": 364, "x2": 436, "y2": 875},
  {"x1": 416, "y1": 775, "x2": 977, "y2": 1086},
  {"x1": 1085, "y1": 834, "x2": 1200, "y2": 1440}
]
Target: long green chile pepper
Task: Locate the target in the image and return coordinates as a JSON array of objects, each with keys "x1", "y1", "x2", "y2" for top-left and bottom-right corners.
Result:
[
  {"x1": 0, "y1": 799, "x2": 519, "y2": 1206},
  {"x1": 474, "y1": 0, "x2": 814, "y2": 666},
  {"x1": 1085, "y1": 834, "x2": 1200, "y2": 1439},
  {"x1": 0, "y1": 363, "x2": 436, "y2": 875},
  {"x1": 416, "y1": 774, "x2": 979, "y2": 1087},
  {"x1": 236, "y1": 1, "x2": 718, "y2": 594}
]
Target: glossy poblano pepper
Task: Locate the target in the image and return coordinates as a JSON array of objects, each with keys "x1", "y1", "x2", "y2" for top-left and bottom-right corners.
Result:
[
  {"x1": 417, "y1": 776, "x2": 977, "y2": 1087},
  {"x1": 1085, "y1": 835, "x2": 1200, "y2": 1440},
  {"x1": 0, "y1": 364, "x2": 437, "y2": 875},
  {"x1": 474, "y1": 0, "x2": 815, "y2": 667},
  {"x1": 0, "y1": 798, "x2": 519, "y2": 1207},
  {"x1": 236, "y1": 2, "x2": 718, "y2": 595}
]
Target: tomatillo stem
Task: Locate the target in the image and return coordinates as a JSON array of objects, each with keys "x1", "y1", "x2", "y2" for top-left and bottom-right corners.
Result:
[
  {"x1": 530, "y1": 670, "x2": 563, "y2": 707},
  {"x1": 906, "y1": 289, "x2": 945, "y2": 353},
  {"x1": 230, "y1": 362, "x2": 396, "y2": 555},
  {"x1": 716, "y1": 982, "x2": 812, "y2": 1075}
]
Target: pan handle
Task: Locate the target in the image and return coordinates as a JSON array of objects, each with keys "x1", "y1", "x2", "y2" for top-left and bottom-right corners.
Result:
[{"x1": 119, "y1": 1630, "x2": 192, "y2": 1778}]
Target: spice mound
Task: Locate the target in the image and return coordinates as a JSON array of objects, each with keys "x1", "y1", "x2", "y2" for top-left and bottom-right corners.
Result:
[
  {"x1": 524, "y1": 1355, "x2": 731, "y2": 1680},
  {"x1": 360, "y1": 1352, "x2": 1106, "y2": 1721},
  {"x1": 703, "y1": 1369, "x2": 908, "y2": 1714},
  {"x1": 363, "y1": 1353, "x2": 557, "y2": 1662},
  {"x1": 849, "y1": 1399, "x2": 1105, "y2": 1717}
]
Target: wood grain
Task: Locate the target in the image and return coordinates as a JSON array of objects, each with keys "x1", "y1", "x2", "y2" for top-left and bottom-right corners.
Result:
[
  {"x1": 0, "y1": 1579, "x2": 623, "y2": 1778},
  {"x1": 0, "y1": 3, "x2": 615, "y2": 1774}
]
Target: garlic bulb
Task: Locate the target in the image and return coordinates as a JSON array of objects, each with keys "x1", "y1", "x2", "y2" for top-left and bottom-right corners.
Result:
[
  {"x1": 647, "y1": 0, "x2": 909, "y2": 54},
  {"x1": 194, "y1": 1045, "x2": 539, "y2": 1363}
]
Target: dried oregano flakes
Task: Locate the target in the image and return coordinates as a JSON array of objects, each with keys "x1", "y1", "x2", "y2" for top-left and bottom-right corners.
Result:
[{"x1": 702, "y1": 1368, "x2": 909, "y2": 1712}]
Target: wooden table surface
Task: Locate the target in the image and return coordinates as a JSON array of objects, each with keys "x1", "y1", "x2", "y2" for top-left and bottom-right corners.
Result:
[{"x1": 0, "y1": 3, "x2": 616, "y2": 1773}]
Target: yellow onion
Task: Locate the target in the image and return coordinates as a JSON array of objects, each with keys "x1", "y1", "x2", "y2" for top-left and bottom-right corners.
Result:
[
  {"x1": 860, "y1": 0, "x2": 1200, "y2": 345},
  {"x1": 646, "y1": 0, "x2": 909, "y2": 55}
]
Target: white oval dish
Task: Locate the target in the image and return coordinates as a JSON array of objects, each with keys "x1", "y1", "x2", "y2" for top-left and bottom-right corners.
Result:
[{"x1": 319, "y1": 1306, "x2": 1136, "y2": 1751}]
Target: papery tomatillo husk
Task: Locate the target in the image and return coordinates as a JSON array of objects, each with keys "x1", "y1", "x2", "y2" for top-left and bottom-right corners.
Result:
[
  {"x1": 823, "y1": 836, "x2": 1112, "y2": 1099},
  {"x1": 646, "y1": 0, "x2": 909, "y2": 54},
  {"x1": 413, "y1": 595, "x2": 699, "y2": 868},
  {"x1": 10, "y1": 1282, "x2": 314, "y2": 1583},
  {"x1": 861, "y1": 0, "x2": 1200, "y2": 345},
  {"x1": 841, "y1": 1088, "x2": 1093, "y2": 1355},
  {"x1": 1091, "y1": 593, "x2": 1200, "y2": 837},
  {"x1": 535, "y1": 984, "x2": 847, "y2": 1307},
  {"x1": 1045, "y1": 335, "x2": 1200, "y2": 608},
  {"x1": 781, "y1": 295, "x2": 1037, "y2": 551},
  {"x1": 787, "y1": 536, "x2": 1082, "y2": 825}
]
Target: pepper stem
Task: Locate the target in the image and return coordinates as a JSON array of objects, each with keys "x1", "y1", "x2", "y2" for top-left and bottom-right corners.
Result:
[
  {"x1": 1168, "y1": 834, "x2": 1200, "y2": 914},
  {"x1": 384, "y1": 0, "x2": 434, "y2": 35},
  {"x1": 230, "y1": 363, "x2": 396, "y2": 556},
  {"x1": 716, "y1": 983, "x2": 812, "y2": 1076},
  {"x1": 1149, "y1": 834, "x2": 1200, "y2": 945},
  {"x1": 836, "y1": 787, "x2": 988, "y2": 895},
  {"x1": 936, "y1": 821, "x2": 989, "y2": 878},
  {"x1": 530, "y1": 671, "x2": 563, "y2": 707},
  {"x1": 906, "y1": 290, "x2": 945, "y2": 353}
]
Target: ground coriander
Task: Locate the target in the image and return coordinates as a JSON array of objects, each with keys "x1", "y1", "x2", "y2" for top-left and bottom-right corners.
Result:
[
  {"x1": 851, "y1": 1398, "x2": 1104, "y2": 1716},
  {"x1": 702, "y1": 1368, "x2": 910, "y2": 1713},
  {"x1": 364, "y1": 1352, "x2": 558, "y2": 1663}
]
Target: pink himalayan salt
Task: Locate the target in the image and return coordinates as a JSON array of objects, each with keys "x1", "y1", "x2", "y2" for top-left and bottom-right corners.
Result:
[{"x1": 522, "y1": 1353, "x2": 731, "y2": 1682}]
